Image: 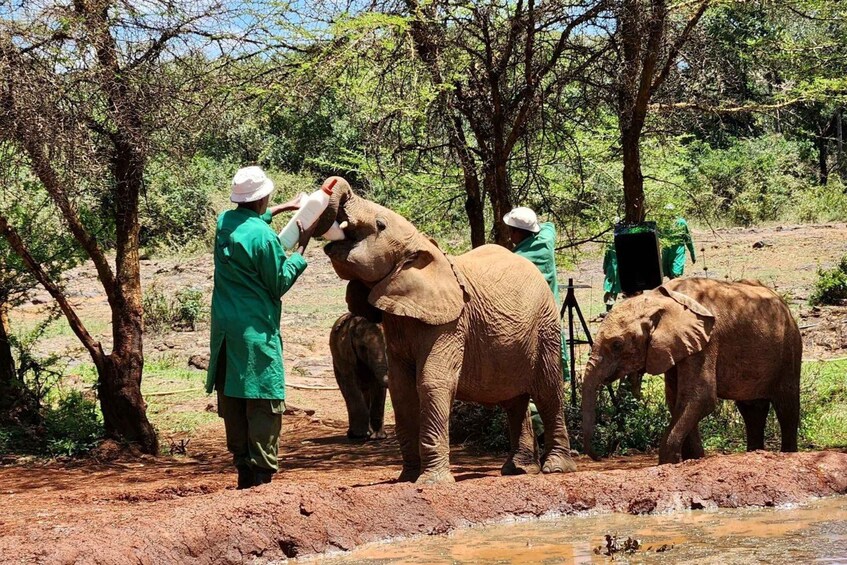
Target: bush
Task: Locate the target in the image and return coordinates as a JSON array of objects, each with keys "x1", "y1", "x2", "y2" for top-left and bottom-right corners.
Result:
[
  {"x1": 810, "y1": 255, "x2": 847, "y2": 306},
  {"x1": 43, "y1": 391, "x2": 104, "y2": 457},
  {"x1": 143, "y1": 286, "x2": 206, "y2": 332},
  {"x1": 449, "y1": 402, "x2": 511, "y2": 452}
]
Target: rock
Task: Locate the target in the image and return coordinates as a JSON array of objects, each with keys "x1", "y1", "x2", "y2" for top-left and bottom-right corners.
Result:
[
  {"x1": 164, "y1": 341, "x2": 177, "y2": 349},
  {"x1": 752, "y1": 241, "x2": 767, "y2": 249},
  {"x1": 188, "y1": 354, "x2": 209, "y2": 371}
]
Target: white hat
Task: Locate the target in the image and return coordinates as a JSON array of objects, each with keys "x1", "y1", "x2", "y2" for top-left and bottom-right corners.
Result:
[
  {"x1": 503, "y1": 207, "x2": 540, "y2": 233},
  {"x1": 664, "y1": 203, "x2": 676, "y2": 211},
  {"x1": 230, "y1": 166, "x2": 274, "y2": 203}
]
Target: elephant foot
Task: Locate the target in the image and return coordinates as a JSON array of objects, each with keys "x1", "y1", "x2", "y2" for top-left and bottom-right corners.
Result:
[
  {"x1": 416, "y1": 469, "x2": 455, "y2": 485},
  {"x1": 396, "y1": 466, "x2": 421, "y2": 483},
  {"x1": 658, "y1": 449, "x2": 682, "y2": 465},
  {"x1": 347, "y1": 429, "x2": 370, "y2": 443},
  {"x1": 541, "y1": 453, "x2": 577, "y2": 474},
  {"x1": 501, "y1": 456, "x2": 541, "y2": 476},
  {"x1": 370, "y1": 428, "x2": 387, "y2": 440}
]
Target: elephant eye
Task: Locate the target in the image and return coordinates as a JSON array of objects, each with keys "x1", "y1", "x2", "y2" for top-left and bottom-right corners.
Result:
[{"x1": 376, "y1": 218, "x2": 387, "y2": 231}]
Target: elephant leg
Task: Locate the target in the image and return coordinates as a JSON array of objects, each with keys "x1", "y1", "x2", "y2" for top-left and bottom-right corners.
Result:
[
  {"x1": 531, "y1": 349, "x2": 576, "y2": 474},
  {"x1": 334, "y1": 364, "x2": 371, "y2": 441},
  {"x1": 681, "y1": 427, "x2": 705, "y2": 460},
  {"x1": 369, "y1": 383, "x2": 387, "y2": 440},
  {"x1": 736, "y1": 399, "x2": 770, "y2": 452},
  {"x1": 500, "y1": 395, "x2": 540, "y2": 476},
  {"x1": 660, "y1": 362, "x2": 716, "y2": 465},
  {"x1": 414, "y1": 343, "x2": 462, "y2": 485},
  {"x1": 772, "y1": 388, "x2": 800, "y2": 453},
  {"x1": 388, "y1": 359, "x2": 421, "y2": 482}
]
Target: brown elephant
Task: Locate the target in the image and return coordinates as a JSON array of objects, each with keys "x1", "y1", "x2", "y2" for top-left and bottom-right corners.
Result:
[
  {"x1": 581, "y1": 278, "x2": 802, "y2": 464},
  {"x1": 313, "y1": 177, "x2": 575, "y2": 484},
  {"x1": 329, "y1": 312, "x2": 389, "y2": 441}
]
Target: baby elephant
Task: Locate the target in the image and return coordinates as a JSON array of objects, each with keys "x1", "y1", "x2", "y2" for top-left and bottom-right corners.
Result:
[{"x1": 329, "y1": 313, "x2": 389, "y2": 441}]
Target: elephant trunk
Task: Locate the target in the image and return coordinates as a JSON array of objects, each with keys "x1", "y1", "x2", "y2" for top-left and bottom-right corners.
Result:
[
  {"x1": 581, "y1": 357, "x2": 604, "y2": 461},
  {"x1": 312, "y1": 176, "x2": 353, "y2": 236}
]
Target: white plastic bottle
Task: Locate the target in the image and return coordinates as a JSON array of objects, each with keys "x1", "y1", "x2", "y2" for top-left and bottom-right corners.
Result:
[
  {"x1": 321, "y1": 221, "x2": 345, "y2": 241},
  {"x1": 278, "y1": 179, "x2": 337, "y2": 249}
]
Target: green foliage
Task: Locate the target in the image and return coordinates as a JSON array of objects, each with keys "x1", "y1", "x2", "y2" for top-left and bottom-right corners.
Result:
[
  {"x1": 810, "y1": 256, "x2": 847, "y2": 306},
  {"x1": 43, "y1": 391, "x2": 103, "y2": 457},
  {"x1": 449, "y1": 401, "x2": 510, "y2": 452},
  {"x1": 586, "y1": 379, "x2": 670, "y2": 456},
  {"x1": 143, "y1": 286, "x2": 206, "y2": 332},
  {"x1": 800, "y1": 359, "x2": 847, "y2": 448},
  {"x1": 141, "y1": 155, "x2": 227, "y2": 251}
]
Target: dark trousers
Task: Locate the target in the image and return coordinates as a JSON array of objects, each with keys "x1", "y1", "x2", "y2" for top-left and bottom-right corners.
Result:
[{"x1": 215, "y1": 343, "x2": 285, "y2": 472}]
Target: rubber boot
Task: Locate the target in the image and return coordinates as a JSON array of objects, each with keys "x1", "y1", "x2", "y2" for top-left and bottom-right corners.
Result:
[
  {"x1": 253, "y1": 469, "x2": 274, "y2": 487},
  {"x1": 236, "y1": 465, "x2": 254, "y2": 490}
]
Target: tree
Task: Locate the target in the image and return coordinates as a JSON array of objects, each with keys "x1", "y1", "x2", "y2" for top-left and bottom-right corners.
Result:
[
  {"x1": 609, "y1": 0, "x2": 711, "y2": 222},
  {"x1": 0, "y1": 1, "x2": 280, "y2": 453}
]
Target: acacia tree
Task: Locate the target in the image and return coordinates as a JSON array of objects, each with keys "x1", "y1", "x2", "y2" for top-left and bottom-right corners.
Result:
[
  {"x1": 609, "y1": 0, "x2": 711, "y2": 222},
  {"x1": 0, "y1": 1, "x2": 280, "y2": 453}
]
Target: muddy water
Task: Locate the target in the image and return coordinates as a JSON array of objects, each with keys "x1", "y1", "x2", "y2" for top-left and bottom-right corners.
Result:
[{"x1": 307, "y1": 496, "x2": 847, "y2": 564}]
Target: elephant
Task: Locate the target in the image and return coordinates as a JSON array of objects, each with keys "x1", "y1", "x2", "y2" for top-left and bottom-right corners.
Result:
[
  {"x1": 312, "y1": 177, "x2": 575, "y2": 484},
  {"x1": 329, "y1": 312, "x2": 389, "y2": 441},
  {"x1": 581, "y1": 277, "x2": 802, "y2": 465}
]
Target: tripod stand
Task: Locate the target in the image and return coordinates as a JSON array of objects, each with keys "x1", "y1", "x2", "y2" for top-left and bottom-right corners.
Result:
[{"x1": 559, "y1": 278, "x2": 593, "y2": 407}]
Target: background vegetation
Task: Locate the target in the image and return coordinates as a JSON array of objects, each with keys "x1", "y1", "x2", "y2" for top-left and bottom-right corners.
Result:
[{"x1": 0, "y1": 0, "x2": 845, "y2": 458}]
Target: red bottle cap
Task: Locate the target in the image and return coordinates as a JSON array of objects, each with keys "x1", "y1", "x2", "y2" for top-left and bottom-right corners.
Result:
[{"x1": 322, "y1": 178, "x2": 338, "y2": 195}]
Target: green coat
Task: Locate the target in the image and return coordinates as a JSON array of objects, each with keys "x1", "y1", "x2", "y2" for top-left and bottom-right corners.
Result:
[
  {"x1": 206, "y1": 208, "x2": 307, "y2": 399},
  {"x1": 512, "y1": 222, "x2": 570, "y2": 379},
  {"x1": 513, "y1": 222, "x2": 560, "y2": 303},
  {"x1": 603, "y1": 246, "x2": 621, "y2": 294},
  {"x1": 661, "y1": 217, "x2": 696, "y2": 278}
]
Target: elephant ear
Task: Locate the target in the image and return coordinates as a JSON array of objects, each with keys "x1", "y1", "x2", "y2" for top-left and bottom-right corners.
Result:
[
  {"x1": 368, "y1": 245, "x2": 467, "y2": 326},
  {"x1": 346, "y1": 279, "x2": 383, "y2": 324},
  {"x1": 645, "y1": 286, "x2": 715, "y2": 375}
]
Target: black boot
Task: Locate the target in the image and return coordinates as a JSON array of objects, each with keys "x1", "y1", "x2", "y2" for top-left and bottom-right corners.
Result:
[
  {"x1": 253, "y1": 469, "x2": 274, "y2": 486},
  {"x1": 236, "y1": 465, "x2": 254, "y2": 490}
]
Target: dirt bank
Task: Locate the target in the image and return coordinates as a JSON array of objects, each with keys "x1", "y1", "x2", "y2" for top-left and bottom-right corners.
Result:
[{"x1": 1, "y1": 450, "x2": 844, "y2": 564}]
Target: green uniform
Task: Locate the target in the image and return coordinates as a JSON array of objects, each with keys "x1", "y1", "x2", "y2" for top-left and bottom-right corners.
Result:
[
  {"x1": 512, "y1": 222, "x2": 569, "y2": 380},
  {"x1": 661, "y1": 217, "x2": 696, "y2": 279},
  {"x1": 602, "y1": 245, "x2": 620, "y2": 310},
  {"x1": 206, "y1": 207, "x2": 307, "y2": 472}
]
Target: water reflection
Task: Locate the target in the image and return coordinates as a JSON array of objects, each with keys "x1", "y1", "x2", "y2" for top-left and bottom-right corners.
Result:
[{"x1": 304, "y1": 496, "x2": 847, "y2": 564}]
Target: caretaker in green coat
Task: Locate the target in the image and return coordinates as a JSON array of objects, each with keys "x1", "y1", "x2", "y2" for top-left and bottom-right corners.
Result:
[
  {"x1": 660, "y1": 205, "x2": 696, "y2": 279},
  {"x1": 207, "y1": 166, "x2": 315, "y2": 489},
  {"x1": 503, "y1": 207, "x2": 570, "y2": 441}
]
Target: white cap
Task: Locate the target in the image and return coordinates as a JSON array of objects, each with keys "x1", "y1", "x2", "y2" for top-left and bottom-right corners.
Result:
[
  {"x1": 503, "y1": 207, "x2": 540, "y2": 233},
  {"x1": 230, "y1": 166, "x2": 274, "y2": 203},
  {"x1": 664, "y1": 203, "x2": 676, "y2": 211}
]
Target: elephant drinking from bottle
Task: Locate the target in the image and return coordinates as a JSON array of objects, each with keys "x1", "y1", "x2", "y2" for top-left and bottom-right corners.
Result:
[{"x1": 313, "y1": 177, "x2": 575, "y2": 484}]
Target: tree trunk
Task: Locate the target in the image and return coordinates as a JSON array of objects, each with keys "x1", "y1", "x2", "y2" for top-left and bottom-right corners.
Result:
[
  {"x1": 464, "y1": 176, "x2": 486, "y2": 248},
  {"x1": 0, "y1": 303, "x2": 39, "y2": 427},
  {"x1": 817, "y1": 131, "x2": 830, "y2": 186},
  {"x1": 488, "y1": 157, "x2": 513, "y2": 247},
  {"x1": 100, "y1": 143, "x2": 158, "y2": 454},
  {"x1": 621, "y1": 125, "x2": 646, "y2": 223},
  {"x1": 837, "y1": 107, "x2": 844, "y2": 180}
]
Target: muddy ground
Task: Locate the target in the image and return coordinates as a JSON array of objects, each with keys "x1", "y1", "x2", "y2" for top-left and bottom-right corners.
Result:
[{"x1": 1, "y1": 222, "x2": 846, "y2": 563}]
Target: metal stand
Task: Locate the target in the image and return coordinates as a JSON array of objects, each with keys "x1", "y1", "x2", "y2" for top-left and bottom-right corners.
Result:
[{"x1": 560, "y1": 278, "x2": 593, "y2": 408}]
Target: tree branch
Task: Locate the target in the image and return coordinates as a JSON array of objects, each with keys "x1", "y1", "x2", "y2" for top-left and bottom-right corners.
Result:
[
  {"x1": 650, "y1": 0, "x2": 710, "y2": 95},
  {"x1": 0, "y1": 214, "x2": 104, "y2": 362}
]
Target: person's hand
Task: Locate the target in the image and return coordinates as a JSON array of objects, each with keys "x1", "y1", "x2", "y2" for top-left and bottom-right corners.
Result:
[{"x1": 296, "y1": 219, "x2": 317, "y2": 254}]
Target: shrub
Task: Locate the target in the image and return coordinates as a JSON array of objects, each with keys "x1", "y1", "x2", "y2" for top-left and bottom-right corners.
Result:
[
  {"x1": 810, "y1": 255, "x2": 847, "y2": 306},
  {"x1": 143, "y1": 286, "x2": 206, "y2": 332},
  {"x1": 449, "y1": 402, "x2": 510, "y2": 452},
  {"x1": 43, "y1": 391, "x2": 104, "y2": 457}
]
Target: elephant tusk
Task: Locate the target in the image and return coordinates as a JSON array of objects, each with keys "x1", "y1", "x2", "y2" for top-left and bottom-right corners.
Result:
[{"x1": 339, "y1": 221, "x2": 349, "y2": 229}]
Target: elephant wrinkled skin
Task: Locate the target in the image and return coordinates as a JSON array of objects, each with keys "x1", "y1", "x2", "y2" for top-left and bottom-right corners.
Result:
[
  {"x1": 581, "y1": 278, "x2": 802, "y2": 464},
  {"x1": 316, "y1": 177, "x2": 575, "y2": 484},
  {"x1": 329, "y1": 313, "x2": 389, "y2": 441}
]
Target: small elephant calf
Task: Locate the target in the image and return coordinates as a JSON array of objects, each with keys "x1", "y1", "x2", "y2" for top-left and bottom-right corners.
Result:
[{"x1": 329, "y1": 313, "x2": 389, "y2": 441}]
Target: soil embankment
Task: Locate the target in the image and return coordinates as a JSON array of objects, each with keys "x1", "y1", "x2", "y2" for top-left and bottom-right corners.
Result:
[{"x1": 1, "y1": 450, "x2": 845, "y2": 563}]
